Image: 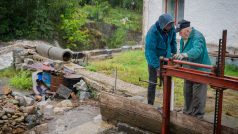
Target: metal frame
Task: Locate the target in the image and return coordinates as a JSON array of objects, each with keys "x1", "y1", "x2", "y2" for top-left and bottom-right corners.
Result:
[{"x1": 160, "y1": 30, "x2": 238, "y2": 134}]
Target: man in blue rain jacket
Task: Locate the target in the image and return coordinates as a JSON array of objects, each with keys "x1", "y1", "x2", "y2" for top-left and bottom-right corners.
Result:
[
  {"x1": 173, "y1": 20, "x2": 211, "y2": 118},
  {"x1": 145, "y1": 13, "x2": 177, "y2": 105}
]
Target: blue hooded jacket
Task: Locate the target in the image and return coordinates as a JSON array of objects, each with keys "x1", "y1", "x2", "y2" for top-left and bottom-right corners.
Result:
[{"x1": 145, "y1": 14, "x2": 177, "y2": 69}]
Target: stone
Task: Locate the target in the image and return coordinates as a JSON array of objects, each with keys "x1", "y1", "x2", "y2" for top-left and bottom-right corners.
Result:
[
  {"x1": 56, "y1": 100, "x2": 73, "y2": 108},
  {"x1": 1, "y1": 86, "x2": 12, "y2": 95},
  {"x1": 0, "y1": 120, "x2": 4, "y2": 124},
  {"x1": 15, "y1": 116, "x2": 24, "y2": 123},
  {"x1": 53, "y1": 107, "x2": 64, "y2": 115},
  {"x1": 10, "y1": 99, "x2": 19, "y2": 105},
  {"x1": 36, "y1": 100, "x2": 49, "y2": 113},
  {"x1": 34, "y1": 123, "x2": 48, "y2": 132},
  {"x1": 7, "y1": 114, "x2": 11, "y2": 118},
  {"x1": 21, "y1": 63, "x2": 28, "y2": 71},
  {"x1": 27, "y1": 131, "x2": 36, "y2": 134},
  {"x1": 22, "y1": 106, "x2": 36, "y2": 114},
  {"x1": 12, "y1": 115, "x2": 18, "y2": 119},
  {"x1": 1, "y1": 115, "x2": 8, "y2": 120},
  {"x1": 15, "y1": 112, "x2": 23, "y2": 117},
  {"x1": 25, "y1": 115, "x2": 37, "y2": 128},
  {"x1": 24, "y1": 58, "x2": 34, "y2": 65},
  {"x1": 13, "y1": 127, "x2": 25, "y2": 134},
  {"x1": 3, "y1": 108, "x2": 15, "y2": 115},
  {"x1": 0, "y1": 110, "x2": 5, "y2": 117},
  {"x1": 11, "y1": 121, "x2": 16, "y2": 126},
  {"x1": 15, "y1": 96, "x2": 26, "y2": 106},
  {"x1": 44, "y1": 105, "x2": 54, "y2": 116},
  {"x1": 24, "y1": 97, "x2": 34, "y2": 106}
]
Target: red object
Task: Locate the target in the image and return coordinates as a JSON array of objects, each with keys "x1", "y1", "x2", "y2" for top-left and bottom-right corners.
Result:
[{"x1": 160, "y1": 30, "x2": 238, "y2": 134}]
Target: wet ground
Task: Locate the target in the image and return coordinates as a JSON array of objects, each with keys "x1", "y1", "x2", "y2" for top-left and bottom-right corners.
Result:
[{"x1": 43, "y1": 104, "x2": 102, "y2": 134}]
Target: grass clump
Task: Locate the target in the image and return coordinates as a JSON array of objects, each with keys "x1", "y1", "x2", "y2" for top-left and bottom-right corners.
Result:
[
  {"x1": 0, "y1": 67, "x2": 18, "y2": 78},
  {"x1": 9, "y1": 71, "x2": 32, "y2": 90}
]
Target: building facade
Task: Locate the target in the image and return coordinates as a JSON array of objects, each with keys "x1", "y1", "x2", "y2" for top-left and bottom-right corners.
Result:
[{"x1": 143, "y1": 0, "x2": 238, "y2": 49}]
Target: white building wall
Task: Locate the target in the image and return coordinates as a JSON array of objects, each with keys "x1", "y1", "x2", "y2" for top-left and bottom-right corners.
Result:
[
  {"x1": 143, "y1": 0, "x2": 238, "y2": 48},
  {"x1": 143, "y1": 0, "x2": 163, "y2": 41},
  {"x1": 185, "y1": 0, "x2": 238, "y2": 48}
]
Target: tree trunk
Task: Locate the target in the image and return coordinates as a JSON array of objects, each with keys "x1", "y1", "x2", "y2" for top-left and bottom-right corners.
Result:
[{"x1": 100, "y1": 93, "x2": 238, "y2": 134}]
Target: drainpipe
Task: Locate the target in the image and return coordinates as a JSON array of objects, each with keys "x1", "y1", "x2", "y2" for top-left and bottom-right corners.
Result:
[{"x1": 36, "y1": 44, "x2": 72, "y2": 62}]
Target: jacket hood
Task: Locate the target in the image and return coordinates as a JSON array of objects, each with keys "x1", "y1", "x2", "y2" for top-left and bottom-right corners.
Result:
[{"x1": 156, "y1": 13, "x2": 174, "y2": 30}]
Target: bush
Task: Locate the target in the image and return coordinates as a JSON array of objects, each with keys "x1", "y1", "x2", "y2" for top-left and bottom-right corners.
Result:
[
  {"x1": 109, "y1": 28, "x2": 127, "y2": 48},
  {"x1": 10, "y1": 71, "x2": 32, "y2": 90}
]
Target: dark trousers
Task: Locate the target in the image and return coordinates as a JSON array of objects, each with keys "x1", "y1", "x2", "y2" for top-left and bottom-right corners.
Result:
[
  {"x1": 183, "y1": 80, "x2": 207, "y2": 118},
  {"x1": 147, "y1": 65, "x2": 157, "y2": 105}
]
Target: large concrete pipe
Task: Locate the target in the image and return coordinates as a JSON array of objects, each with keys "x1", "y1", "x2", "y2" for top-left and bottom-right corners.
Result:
[{"x1": 36, "y1": 44, "x2": 72, "y2": 61}]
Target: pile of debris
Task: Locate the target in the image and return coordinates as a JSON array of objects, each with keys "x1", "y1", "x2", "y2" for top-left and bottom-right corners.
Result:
[{"x1": 0, "y1": 87, "x2": 42, "y2": 134}]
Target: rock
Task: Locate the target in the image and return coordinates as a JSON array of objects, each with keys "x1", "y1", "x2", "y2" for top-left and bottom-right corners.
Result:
[
  {"x1": 10, "y1": 99, "x2": 19, "y2": 105},
  {"x1": 12, "y1": 115, "x2": 18, "y2": 119},
  {"x1": 24, "y1": 97, "x2": 34, "y2": 106},
  {"x1": 15, "y1": 112, "x2": 23, "y2": 117},
  {"x1": 3, "y1": 108, "x2": 15, "y2": 114},
  {"x1": 0, "y1": 110, "x2": 5, "y2": 117},
  {"x1": 15, "y1": 116, "x2": 24, "y2": 123},
  {"x1": 1, "y1": 115, "x2": 8, "y2": 120},
  {"x1": 21, "y1": 63, "x2": 28, "y2": 70},
  {"x1": 22, "y1": 106, "x2": 36, "y2": 114},
  {"x1": 44, "y1": 105, "x2": 54, "y2": 116},
  {"x1": 1, "y1": 86, "x2": 12, "y2": 95},
  {"x1": 56, "y1": 100, "x2": 73, "y2": 108},
  {"x1": 36, "y1": 100, "x2": 49, "y2": 113},
  {"x1": 26, "y1": 131, "x2": 36, "y2": 134},
  {"x1": 25, "y1": 115, "x2": 37, "y2": 128},
  {"x1": 15, "y1": 96, "x2": 26, "y2": 106},
  {"x1": 34, "y1": 123, "x2": 48, "y2": 133},
  {"x1": 0, "y1": 120, "x2": 4, "y2": 124},
  {"x1": 53, "y1": 107, "x2": 64, "y2": 115},
  {"x1": 24, "y1": 58, "x2": 34, "y2": 65},
  {"x1": 13, "y1": 127, "x2": 25, "y2": 134},
  {"x1": 7, "y1": 114, "x2": 11, "y2": 118},
  {"x1": 11, "y1": 121, "x2": 16, "y2": 126}
]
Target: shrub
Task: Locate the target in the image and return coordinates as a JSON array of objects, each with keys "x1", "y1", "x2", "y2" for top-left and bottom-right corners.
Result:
[{"x1": 10, "y1": 71, "x2": 32, "y2": 90}]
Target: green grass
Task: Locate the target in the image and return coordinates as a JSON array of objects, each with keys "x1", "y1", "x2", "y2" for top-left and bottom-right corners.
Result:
[
  {"x1": 87, "y1": 50, "x2": 148, "y2": 87},
  {"x1": 0, "y1": 67, "x2": 18, "y2": 78},
  {"x1": 0, "y1": 67, "x2": 32, "y2": 90},
  {"x1": 225, "y1": 65, "x2": 238, "y2": 77}
]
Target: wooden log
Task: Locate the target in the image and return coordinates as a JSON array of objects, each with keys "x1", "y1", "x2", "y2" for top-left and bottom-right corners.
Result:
[{"x1": 100, "y1": 93, "x2": 238, "y2": 134}]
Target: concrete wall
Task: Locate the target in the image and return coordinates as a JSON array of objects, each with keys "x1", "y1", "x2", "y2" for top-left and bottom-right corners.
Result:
[
  {"x1": 143, "y1": 0, "x2": 238, "y2": 48},
  {"x1": 142, "y1": 0, "x2": 163, "y2": 42}
]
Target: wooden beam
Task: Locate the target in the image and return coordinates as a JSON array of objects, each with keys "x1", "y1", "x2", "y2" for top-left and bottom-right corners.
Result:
[{"x1": 100, "y1": 93, "x2": 238, "y2": 134}]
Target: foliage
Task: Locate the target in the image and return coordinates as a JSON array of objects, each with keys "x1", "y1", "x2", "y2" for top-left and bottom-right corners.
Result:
[
  {"x1": 103, "y1": 7, "x2": 142, "y2": 31},
  {"x1": 109, "y1": 28, "x2": 127, "y2": 48},
  {"x1": 60, "y1": 8, "x2": 89, "y2": 50},
  {"x1": 0, "y1": 67, "x2": 18, "y2": 78},
  {"x1": 9, "y1": 71, "x2": 32, "y2": 90},
  {"x1": 0, "y1": 0, "x2": 143, "y2": 50}
]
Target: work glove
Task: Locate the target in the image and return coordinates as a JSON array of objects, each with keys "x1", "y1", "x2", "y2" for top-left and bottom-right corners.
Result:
[{"x1": 173, "y1": 53, "x2": 188, "y2": 60}]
